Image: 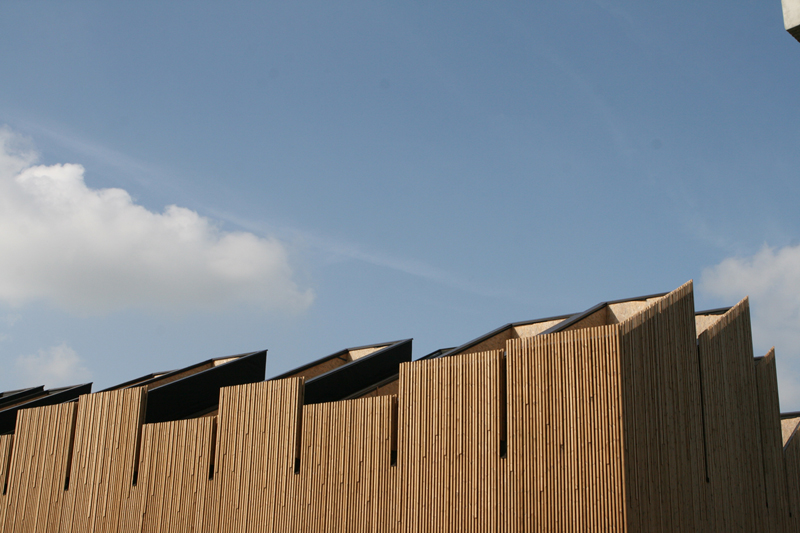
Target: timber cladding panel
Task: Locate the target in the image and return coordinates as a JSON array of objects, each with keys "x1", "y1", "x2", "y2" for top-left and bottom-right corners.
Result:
[
  {"x1": 506, "y1": 325, "x2": 625, "y2": 532},
  {"x1": 697, "y1": 298, "x2": 769, "y2": 532},
  {"x1": 59, "y1": 388, "x2": 146, "y2": 533},
  {"x1": 211, "y1": 378, "x2": 302, "y2": 532},
  {"x1": 755, "y1": 349, "x2": 791, "y2": 532},
  {"x1": 618, "y1": 281, "x2": 706, "y2": 533},
  {"x1": 131, "y1": 416, "x2": 217, "y2": 532},
  {"x1": 396, "y1": 349, "x2": 503, "y2": 532},
  {"x1": 293, "y1": 394, "x2": 397, "y2": 531},
  {"x1": 0, "y1": 402, "x2": 77, "y2": 532},
  {"x1": 0, "y1": 281, "x2": 799, "y2": 531}
]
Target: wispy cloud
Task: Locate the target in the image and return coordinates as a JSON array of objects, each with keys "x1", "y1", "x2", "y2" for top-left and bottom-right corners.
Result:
[
  {"x1": 0, "y1": 126, "x2": 314, "y2": 315},
  {"x1": 3, "y1": 122, "x2": 508, "y2": 307},
  {"x1": 206, "y1": 208, "x2": 514, "y2": 301},
  {"x1": 9, "y1": 118, "x2": 183, "y2": 196}
]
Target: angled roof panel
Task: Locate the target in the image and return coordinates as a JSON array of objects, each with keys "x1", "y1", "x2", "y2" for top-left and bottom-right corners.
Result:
[
  {"x1": 0, "y1": 383, "x2": 92, "y2": 434},
  {"x1": 297, "y1": 339, "x2": 412, "y2": 405},
  {"x1": 422, "y1": 315, "x2": 574, "y2": 361},
  {"x1": 0, "y1": 386, "x2": 45, "y2": 410},
  {"x1": 144, "y1": 350, "x2": 267, "y2": 424}
]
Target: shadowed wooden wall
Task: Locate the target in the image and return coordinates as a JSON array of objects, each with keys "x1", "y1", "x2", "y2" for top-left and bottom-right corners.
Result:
[
  {"x1": 619, "y1": 282, "x2": 706, "y2": 532},
  {"x1": 0, "y1": 282, "x2": 797, "y2": 532}
]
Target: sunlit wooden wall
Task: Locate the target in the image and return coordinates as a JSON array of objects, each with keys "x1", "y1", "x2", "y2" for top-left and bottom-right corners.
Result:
[
  {"x1": 506, "y1": 325, "x2": 626, "y2": 531},
  {"x1": 0, "y1": 282, "x2": 797, "y2": 532}
]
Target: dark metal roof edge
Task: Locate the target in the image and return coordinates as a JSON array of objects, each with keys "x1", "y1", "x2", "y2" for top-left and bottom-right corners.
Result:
[
  {"x1": 103, "y1": 350, "x2": 261, "y2": 392},
  {"x1": 417, "y1": 347, "x2": 457, "y2": 360},
  {"x1": 341, "y1": 340, "x2": 404, "y2": 352},
  {"x1": 305, "y1": 339, "x2": 412, "y2": 386},
  {"x1": 544, "y1": 292, "x2": 670, "y2": 335},
  {"x1": 0, "y1": 384, "x2": 91, "y2": 414},
  {"x1": 0, "y1": 383, "x2": 93, "y2": 434},
  {"x1": 269, "y1": 349, "x2": 349, "y2": 380},
  {"x1": 41, "y1": 382, "x2": 92, "y2": 397},
  {"x1": 148, "y1": 350, "x2": 264, "y2": 393},
  {"x1": 0, "y1": 386, "x2": 46, "y2": 409},
  {"x1": 541, "y1": 304, "x2": 608, "y2": 335},
  {"x1": 425, "y1": 322, "x2": 514, "y2": 360},
  {"x1": 786, "y1": 427, "x2": 799, "y2": 451},
  {"x1": 603, "y1": 292, "x2": 669, "y2": 306},
  {"x1": 0, "y1": 386, "x2": 44, "y2": 398},
  {"x1": 427, "y1": 314, "x2": 576, "y2": 360},
  {"x1": 508, "y1": 314, "x2": 575, "y2": 328},
  {"x1": 302, "y1": 340, "x2": 412, "y2": 405},
  {"x1": 430, "y1": 292, "x2": 674, "y2": 359},
  {"x1": 696, "y1": 307, "x2": 732, "y2": 316},
  {"x1": 271, "y1": 340, "x2": 406, "y2": 381},
  {"x1": 144, "y1": 350, "x2": 267, "y2": 424},
  {"x1": 127, "y1": 358, "x2": 214, "y2": 388},
  {"x1": 789, "y1": 24, "x2": 800, "y2": 43},
  {"x1": 100, "y1": 371, "x2": 176, "y2": 392}
]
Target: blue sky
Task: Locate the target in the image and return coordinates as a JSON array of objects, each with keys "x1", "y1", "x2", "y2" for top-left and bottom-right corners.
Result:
[{"x1": 2, "y1": 2, "x2": 800, "y2": 408}]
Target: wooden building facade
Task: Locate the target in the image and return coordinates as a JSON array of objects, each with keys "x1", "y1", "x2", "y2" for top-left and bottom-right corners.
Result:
[{"x1": 1, "y1": 281, "x2": 799, "y2": 531}]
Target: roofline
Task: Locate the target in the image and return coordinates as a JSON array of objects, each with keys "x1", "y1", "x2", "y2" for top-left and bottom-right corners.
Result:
[
  {"x1": 429, "y1": 291, "x2": 732, "y2": 360},
  {"x1": 270, "y1": 339, "x2": 407, "y2": 381}
]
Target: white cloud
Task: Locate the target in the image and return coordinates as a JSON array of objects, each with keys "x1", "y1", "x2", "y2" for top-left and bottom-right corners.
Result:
[
  {"x1": 0, "y1": 127, "x2": 314, "y2": 315},
  {"x1": 15, "y1": 343, "x2": 91, "y2": 388},
  {"x1": 701, "y1": 244, "x2": 800, "y2": 411}
]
